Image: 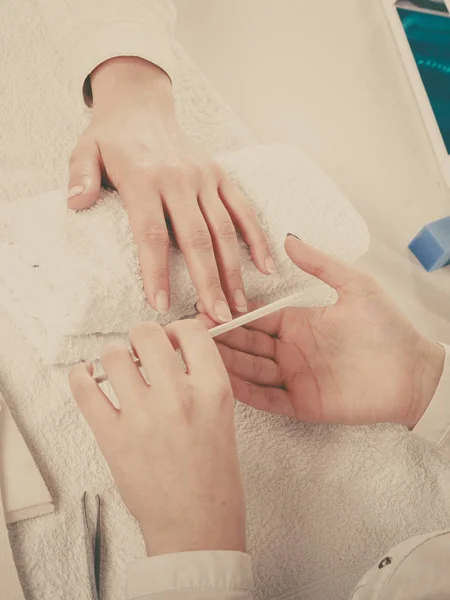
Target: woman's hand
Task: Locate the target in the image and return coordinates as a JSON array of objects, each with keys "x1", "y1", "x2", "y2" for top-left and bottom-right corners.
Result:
[
  {"x1": 68, "y1": 57, "x2": 273, "y2": 323},
  {"x1": 69, "y1": 320, "x2": 246, "y2": 556},
  {"x1": 198, "y1": 235, "x2": 445, "y2": 429}
]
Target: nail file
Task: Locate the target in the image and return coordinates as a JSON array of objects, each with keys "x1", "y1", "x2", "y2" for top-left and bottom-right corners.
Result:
[{"x1": 93, "y1": 291, "x2": 304, "y2": 385}]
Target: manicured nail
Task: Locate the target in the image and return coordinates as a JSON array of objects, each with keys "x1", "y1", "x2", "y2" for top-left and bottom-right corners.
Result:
[
  {"x1": 155, "y1": 290, "x2": 169, "y2": 314},
  {"x1": 214, "y1": 300, "x2": 232, "y2": 323},
  {"x1": 195, "y1": 300, "x2": 205, "y2": 314},
  {"x1": 233, "y1": 289, "x2": 248, "y2": 313},
  {"x1": 265, "y1": 256, "x2": 276, "y2": 274},
  {"x1": 287, "y1": 233, "x2": 301, "y2": 240},
  {"x1": 68, "y1": 185, "x2": 85, "y2": 200}
]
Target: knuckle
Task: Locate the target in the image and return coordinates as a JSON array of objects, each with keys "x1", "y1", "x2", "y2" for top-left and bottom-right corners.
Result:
[
  {"x1": 207, "y1": 160, "x2": 224, "y2": 180},
  {"x1": 138, "y1": 224, "x2": 169, "y2": 248},
  {"x1": 202, "y1": 374, "x2": 232, "y2": 406},
  {"x1": 206, "y1": 275, "x2": 223, "y2": 293},
  {"x1": 147, "y1": 266, "x2": 168, "y2": 283},
  {"x1": 222, "y1": 267, "x2": 242, "y2": 283},
  {"x1": 127, "y1": 160, "x2": 158, "y2": 185},
  {"x1": 170, "y1": 319, "x2": 206, "y2": 337},
  {"x1": 186, "y1": 163, "x2": 202, "y2": 184},
  {"x1": 100, "y1": 342, "x2": 128, "y2": 364},
  {"x1": 186, "y1": 228, "x2": 213, "y2": 251},
  {"x1": 164, "y1": 165, "x2": 192, "y2": 190},
  {"x1": 310, "y1": 264, "x2": 327, "y2": 281},
  {"x1": 216, "y1": 219, "x2": 237, "y2": 241},
  {"x1": 129, "y1": 321, "x2": 163, "y2": 344}
]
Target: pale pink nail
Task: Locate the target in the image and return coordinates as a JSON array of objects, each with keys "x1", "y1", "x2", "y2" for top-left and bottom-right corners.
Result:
[
  {"x1": 68, "y1": 185, "x2": 85, "y2": 199},
  {"x1": 234, "y1": 290, "x2": 248, "y2": 313},
  {"x1": 214, "y1": 300, "x2": 232, "y2": 323},
  {"x1": 155, "y1": 290, "x2": 170, "y2": 314},
  {"x1": 265, "y1": 257, "x2": 276, "y2": 274}
]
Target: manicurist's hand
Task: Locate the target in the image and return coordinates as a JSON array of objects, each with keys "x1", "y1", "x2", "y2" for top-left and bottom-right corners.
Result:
[
  {"x1": 68, "y1": 57, "x2": 273, "y2": 322},
  {"x1": 69, "y1": 320, "x2": 246, "y2": 556},
  {"x1": 198, "y1": 235, "x2": 445, "y2": 429}
]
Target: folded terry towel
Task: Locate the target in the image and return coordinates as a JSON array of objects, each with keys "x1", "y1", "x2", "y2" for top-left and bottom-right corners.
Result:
[{"x1": 0, "y1": 143, "x2": 369, "y2": 365}]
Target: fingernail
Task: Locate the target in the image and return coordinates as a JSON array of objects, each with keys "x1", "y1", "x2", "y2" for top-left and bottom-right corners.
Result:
[
  {"x1": 68, "y1": 185, "x2": 85, "y2": 200},
  {"x1": 155, "y1": 290, "x2": 170, "y2": 314},
  {"x1": 214, "y1": 300, "x2": 232, "y2": 323},
  {"x1": 195, "y1": 300, "x2": 205, "y2": 313},
  {"x1": 233, "y1": 289, "x2": 248, "y2": 313},
  {"x1": 287, "y1": 233, "x2": 301, "y2": 240},
  {"x1": 265, "y1": 256, "x2": 276, "y2": 275}
]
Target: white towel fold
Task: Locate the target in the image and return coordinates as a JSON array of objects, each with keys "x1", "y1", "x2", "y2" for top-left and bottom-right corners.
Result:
[{"x1": 0, "y1": 143, "x2": 369, "y2": 365}]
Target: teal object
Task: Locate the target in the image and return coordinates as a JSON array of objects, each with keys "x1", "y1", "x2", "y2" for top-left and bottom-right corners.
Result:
[
  {"x1": 409, "y1": 216, "x2": 450, "y2": 271},
  {"x1": 398, "y1": 7, "x2": 450, "y2": 151}
]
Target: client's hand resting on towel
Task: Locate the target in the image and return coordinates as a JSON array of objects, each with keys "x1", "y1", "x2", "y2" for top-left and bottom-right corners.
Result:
[
  {"x1": 199, "y1": 235, "x2": 445, "y2": 428},
  {"x1": 67, "y1": 57, "x2": 274, "y2": 323},
  {"x1": 69, "y1": 320, "x2": 246, "y2": 556}
]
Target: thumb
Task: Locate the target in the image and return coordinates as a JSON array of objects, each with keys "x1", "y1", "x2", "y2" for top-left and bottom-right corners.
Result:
[
  {"x1": 284, "y1": 234, "x2": 358, "y2": 292},
  {"x1": 68, "y1": 132, "x2": 102, "y2": 210}
]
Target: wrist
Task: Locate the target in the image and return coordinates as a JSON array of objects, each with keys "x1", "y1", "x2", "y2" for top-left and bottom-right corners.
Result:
[
  {"x1": 90, "y1": 56, "x2": 173, "y2": 111},
  {"x1": 406, "y1": 339, "x2": 445, "y2": 429},
  {"x1": 139, "y1": 510, "x2": 247, "y2": 557}
]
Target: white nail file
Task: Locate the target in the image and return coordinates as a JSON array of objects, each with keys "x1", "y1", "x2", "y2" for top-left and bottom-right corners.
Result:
[{"x1": 93, "y1": 290, "x2": 303, "y2": 384}]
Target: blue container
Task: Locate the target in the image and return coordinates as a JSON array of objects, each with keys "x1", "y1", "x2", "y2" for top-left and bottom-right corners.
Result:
[{"x1": 409, "y1": 215, "x2": 450, "y2": 271}]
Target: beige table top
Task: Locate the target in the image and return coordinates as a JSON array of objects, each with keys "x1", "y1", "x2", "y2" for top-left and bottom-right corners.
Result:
[{"x1": 174, "y1": 0, "x2": 450, "y2": 341}]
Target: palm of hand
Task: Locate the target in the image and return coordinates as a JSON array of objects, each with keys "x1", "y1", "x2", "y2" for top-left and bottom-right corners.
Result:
[
  {"x1": 272, "y1": 289, "x2": 422, "y2": 425},
  {"x1": 216, "y1": 272, "x2": 426, "y2": 427}
]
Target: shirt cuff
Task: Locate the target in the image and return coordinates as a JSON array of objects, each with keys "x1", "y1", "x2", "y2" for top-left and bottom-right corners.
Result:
[
  {"x1": 126, "y1": 551, "x2": 254, "y2": 599},
  {"x1": 72, "y1": 19, "x2": 175, "y2": 108},
  {"x1": 413, "y1": 343, "x2": 450, "y2": 448}
]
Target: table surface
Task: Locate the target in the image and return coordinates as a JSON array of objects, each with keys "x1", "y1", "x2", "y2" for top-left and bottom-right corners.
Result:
[{"x1": 173, "y1": 0, "x2": 450, "y2": 341}]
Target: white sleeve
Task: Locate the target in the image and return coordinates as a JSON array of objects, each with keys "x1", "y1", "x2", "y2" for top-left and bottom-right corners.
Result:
[
  {"x1": 413, "y1": 344, "x2": 450, "y2": 450},
  {"x1": 35, "y1": 0, "x2": 176, "y2": 105},
  {"x1": 126, "y1": 551, "x2": 255, "y2": 600}
]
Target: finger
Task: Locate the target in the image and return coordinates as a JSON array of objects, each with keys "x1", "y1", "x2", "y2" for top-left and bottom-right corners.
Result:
[
  {"x1": 198, "y1": 189, "x2": 247, "y2": 313},
  {"x1": 165, "y1": 193, "x2": 232, "y2": 324},
  {"x1": 195, "y1": 300, "x2": 284, "y2": 338},
  {"x1": 120, "y1": 177, "x2": 170, "y2": 313},
  {"x1": 212, "y1": 327, "x2": 276, "y2": 359},
  {"x1": 164, "y1": 320, "x2": 228, "y2": 381},
  {"x1": 219, "y1": 175, "x2": 275, "y2": 275},
  {"x1": 195, "y1": 300, "x2": 206, "y2": 314},
  {"x1": 129, "y1": 322, "x2": 183, "y2": 387},
  {"x1": 68, "y1": 133, "x2": 102, "y2": 210},
  {"x1": 229, "y1": 374, "x2": 295, "y2": 418},
  {"x1": 69, "y1": 362, "x2": 120, "y2": 443},
  {"x1": 217, "y1": 343, "x2": 283, "y2": 387},
  {"x1": 285, "y1": 234, "x2": 367, "y2": 295},
  {"x1": 99, "y1": 342, "x2": 148, "y2": 408}
]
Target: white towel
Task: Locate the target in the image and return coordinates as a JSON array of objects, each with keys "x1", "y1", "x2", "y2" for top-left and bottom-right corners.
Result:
[
  {"x1": 2, "y1": 2, "x2": 450, "y2": 600},
  {"x1": 0, "y1": 143, "x2": 369, "y2": 365},
  {"x1": 0, "y1": 397, "x2": 53, "y2": 524},
  {"x1": 0, "y1": 488, "x2": 25, "y2": 600}
]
